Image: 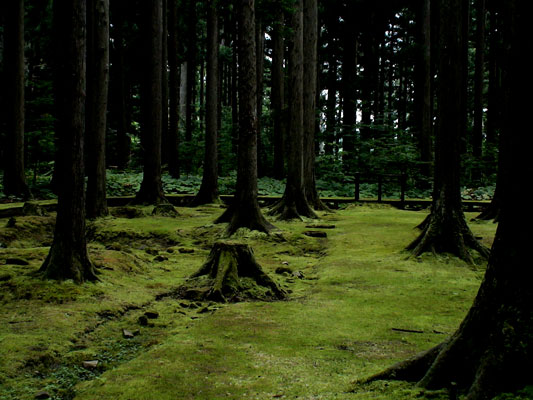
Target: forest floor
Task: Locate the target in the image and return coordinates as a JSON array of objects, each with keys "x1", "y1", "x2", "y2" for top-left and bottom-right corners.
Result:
[{"x1": 0, "y1": 203, "x2": 512, "y2": 400}]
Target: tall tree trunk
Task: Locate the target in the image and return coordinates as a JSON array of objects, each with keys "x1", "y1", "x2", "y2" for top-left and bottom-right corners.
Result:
[
  {"x1": 40, "y1": 0, "x2": 97, "y2": 282},
  {"x1": 191, "y1": 0, "x2": 219, "y2": 206},
  {"x1": 341, "y1": 5, "x2": 358, "y2": 175},
  {"x1": 269, "y1": 0, "x2": 317, "y2": 221},
  {"x1": 184, "y1": 0, "x2": 197, "y2": 150},
  {"x1": 407, "y1": 0, "x2": 489, "y2": 263},
  {"x1": 109, "y1": 1, "x2": 131, "y2": 169},
  {"x1": 485, "y1": 4, "x2": 501, "y2": 147},
  {"x1": 324, "y1": 17, "x2": 338, "y2": 157},
  {"x1": 133, "y1": 0, "x2": 167, "y2": 205},
  {"x1": 270, "y1": 7, "x2": 285, "y2": 180},
  {"x1": 167, "y1": 0, "x2": 181, "y2": 178},
  {"x1": 256, "y1": 18, "x2": 266, "y2": 177},
  {"x1": 302, "y1": 0, "x2": 326, "y2": 210},
  {"x1": 231, "y1": 21, "x2": 239, "y2": 155},
  {"x1": 472, "y1": 0, "x2": 485, "y2": 164},
  {"x1": 161, "y1": 0, "x2": 169, "y2": 165},
  {"x1": 86, "y1": 0, "x2": 109, "y2": 219},
  {"x1": 215, "y1": 0, "x2": 275, "y2": 235},
  {"x1": 415, "y1": 0, "x2": 433, "y2": 179},
  {"x1": 364, "y1": 4, "x2": 531, "y2": 398},
  {"x1": 2, "y1": 0, "x2": 31, "y2": 199}
]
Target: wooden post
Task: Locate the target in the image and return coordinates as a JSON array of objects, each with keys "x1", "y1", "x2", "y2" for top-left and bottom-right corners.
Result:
[
  {"x1": 377, "y1": 175, "x2": 383, "y2": 202},
  {"x1": 354, "y1": 173, "x2": 360, "y2": 201},
  {"x1": 400, "y1": 173, "x2": 407, "y2": 207}
]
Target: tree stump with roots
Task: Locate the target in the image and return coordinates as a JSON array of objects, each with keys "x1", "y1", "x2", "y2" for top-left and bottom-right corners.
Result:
[{"x1": 178, "y1": 241, "x2": 286, "y2": 302}]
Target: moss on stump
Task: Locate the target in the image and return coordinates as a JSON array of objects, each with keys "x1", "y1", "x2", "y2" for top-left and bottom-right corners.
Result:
[{"x1": 177, "y1": 241, "x2": 286, "y2": 302}]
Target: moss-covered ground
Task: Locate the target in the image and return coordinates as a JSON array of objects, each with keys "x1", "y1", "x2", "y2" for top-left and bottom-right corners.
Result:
[{"x1": 0, "y1": 203, "x2": 513, "y2": 400}]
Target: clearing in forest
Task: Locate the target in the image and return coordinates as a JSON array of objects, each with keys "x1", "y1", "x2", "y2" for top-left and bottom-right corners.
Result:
[{"x1": 0, "y1": 204, "x2": 497, "y2": 400}]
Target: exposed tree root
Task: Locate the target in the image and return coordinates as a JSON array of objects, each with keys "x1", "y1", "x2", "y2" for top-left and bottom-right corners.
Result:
[
  {"x1": 359, "y1": 341, "x2": 448, "y2": 384},
  {"x1": 268, "y1": 195, "x2": 318, "y2": 221},
  {"x1": 176, "y1": 241, "x2": 286, "y2": 302},
  {"x1": 39, "y1": 245, "x2": 99, "y2": 283},
  {"x1": 472, "y1": 198, "x2": 500, "y2": 223},
  {"x1": 215, "y1": 201, "x2": 276, "y2": 236},
  {"x1": 407, "y1": 203, "x2": 490, "y2": 263}
]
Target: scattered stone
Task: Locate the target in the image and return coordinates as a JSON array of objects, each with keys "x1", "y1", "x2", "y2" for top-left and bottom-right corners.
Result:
[
  {"x1": 145, "y1": 248, "x2": 159, "y2": 256},
  {"x1": 105, "y1": 243, "x2": 122, "y2": 251},
  {"x1": 292, "y1": 271, "x2": 305, "y2": 279},
  {"x1": 138, "y1": 315, "x2": 149, "y2": 326},
  {"x1": 305, "y1": 224, "x2": 336, "y2": 229},
  {"x1": 303, "y1": 230, "x2": 327, "y2": 238},
  {"x1": 34, "y1": 390, "x2": 51, "y2": 399},
  {"x1": 178, "y1": 248, "x2": 195, "y2": 254},
  {"x1": 122, "y1": 329, "x2": 135, "y2": 339},
  {"x1": 275, "y1": 266, "x2": 293, "y2": 275},
  {"x1": 6, "y1": 217, "x2": 17, "y2": 228},
  {"x1": 281, "y1": 261, "x2": 289, "y2": 265},
  {"x1": 154, "y1": 255, "x2": 168, "y2": 262},
  {"x1": 82, "y1": 360, "x2": 99, "y2": 369},
  {"x1": 5, "y1": 258, "x2": 29, "y2": 266},
  {"x1": 0, "y1": 273, "x2": 12, "y2": 282},
  {"x1": 144, "y1": 311, "x2": 159, "y2": 319}
]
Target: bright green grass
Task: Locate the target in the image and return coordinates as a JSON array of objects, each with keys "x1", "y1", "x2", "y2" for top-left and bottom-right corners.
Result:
[{"x1": 0, "y1": 205, "x2": 502, "y2": 400}]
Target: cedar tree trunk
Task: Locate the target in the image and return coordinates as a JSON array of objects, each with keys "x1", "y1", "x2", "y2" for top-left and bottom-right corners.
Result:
[
  {"x1": 40, "y1": 0, "x2": 97, "y2": 282},
  {"x1": 214, "y1": 0, "x2": 275, "y2": 235},
  {"x1": 269, "y1": 0, "x2": 317, "y2": 221},
  {"x1": 133, "y1": 0, "x2": 167, "y2": 205},
  {"x1": 167, "y1": 0, "x2": 181, "y2": 178},
  {"x1": 2, "y1": 0, "x2": 31, "y2": 199},
  {"x1": 270, "y1": 8, "x2": 285, "y2": 180},
  {"x1": 86, "y1": 0, "x2": 110, "y2": 219},
  {"x1": 302, "y1": 0, "x2": 327, "y2": 211},
  {"x1": 191, "y1": 0, "x2": 220, "y2": 205},
  {"x1": 407, "y1": 0, "x2": 489, "y2": 263}
]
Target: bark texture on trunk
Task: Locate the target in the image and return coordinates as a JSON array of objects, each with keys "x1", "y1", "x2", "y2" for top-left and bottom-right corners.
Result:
[
  {"x1": 191, "y1": 0, "x2": 220, "y2": 206},
  {"x1": 214, "y1": 0, "x2": 274, "y2": 235},
  {"x1": 407, "y1": 0, "x2": 488, "y2": 263},
  {"x1": 40, "y1": 0, "x2": 97, "y2": 283},
  {"x1": 109, "y1": 2, "x2": 131, "y2": 169},
  {"x1": 415, "y1": 0, "x2": 433, "y2": 179},
  {"x1": 302, "y1": 0, "x2": 328, "y2": 211},
  {"x1": 86, "y1": 0, "x2": 110, "y2": 219},
  {"x1": 3, "y1": 0, "x2": 31, "y2": 199},
  {"x1": 167, "y1": 0, "x2": 181, "y2": 178},
  {"x1": 133, "y1": 0, "x2": 167, "y2": 205},
  {"x1": 271, "y1": 9, "x2": 285, "y2": 180},
  {"x1": 269, "y1": 0, "x2": 317, "y2": 221}
]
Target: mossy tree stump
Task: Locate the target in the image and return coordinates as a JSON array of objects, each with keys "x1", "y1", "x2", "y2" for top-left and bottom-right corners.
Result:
[{"x1": 179, "y1": 241, "x2": 286, "y2": 302}]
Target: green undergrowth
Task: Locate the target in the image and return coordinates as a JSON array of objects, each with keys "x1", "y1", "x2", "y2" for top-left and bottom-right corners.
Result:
[{"x1": 0, "y1": 204, "x2": 510, "y2": 400}]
